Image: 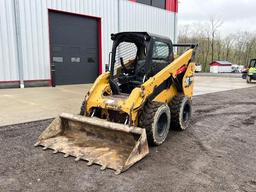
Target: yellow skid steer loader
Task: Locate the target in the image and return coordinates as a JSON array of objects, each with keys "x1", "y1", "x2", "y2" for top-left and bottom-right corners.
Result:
[{"x1": 35, "y1": 32, "x2": 197, "y2": 174}]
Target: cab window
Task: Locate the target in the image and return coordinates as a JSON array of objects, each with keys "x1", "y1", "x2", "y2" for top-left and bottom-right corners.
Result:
[
  {"x1": 152, "y1": 41, "x2": 169, "y2": 60},
  {"x1": 113, "y1": 42, "x2": 137, "y2": 76},
  {"x1": 250, "y1": 60, "x2": 256, "y2": 68}
]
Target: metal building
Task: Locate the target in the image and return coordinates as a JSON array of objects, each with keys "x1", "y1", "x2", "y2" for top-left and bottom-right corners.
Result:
[{"x1": 0, "y1": 0, "x2": 178, "y2": 88}]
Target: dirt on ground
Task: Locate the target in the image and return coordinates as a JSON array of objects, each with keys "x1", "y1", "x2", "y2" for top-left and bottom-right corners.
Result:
[{"x1": 0, "y1": 87, "x2": 256, "y2": 192}]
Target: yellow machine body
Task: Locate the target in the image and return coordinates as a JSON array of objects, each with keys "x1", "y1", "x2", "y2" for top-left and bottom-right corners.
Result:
[
  {"x1": 35, "y1": 33, "x2": 196, "y2": 174},
  {"x1": 85, "y1": 49, "x2": 195, "y2": 125}
]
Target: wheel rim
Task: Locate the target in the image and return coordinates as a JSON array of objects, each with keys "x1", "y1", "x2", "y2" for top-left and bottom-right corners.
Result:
[
  {"x1": 183, "y1": 102, "x2": 191, "y2": 123},
  {"x1": 157, "y1": 113, "x2": 168, "y2": 137}
]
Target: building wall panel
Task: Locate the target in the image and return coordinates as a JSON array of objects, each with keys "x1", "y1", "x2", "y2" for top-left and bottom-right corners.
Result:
[
  {"x1": 17, "y1": 0, "x2": 118, "y2": 80},
  {"x1": 120, "y1": 1, "x2": 176, "y2": 40},
  {"x1": 0, "y1": 0, "x2": 176, "y2": 82},
  {"x1": 0, "y1": 0, "x2": 19, "y2": 81}
]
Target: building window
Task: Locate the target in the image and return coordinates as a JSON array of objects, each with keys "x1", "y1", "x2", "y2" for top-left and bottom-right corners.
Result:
[
  {"x1": 137, "y1": 0, "x2": 151, "y2": 6},
  {"x1": 137, "y1": 0, "x2": 166, "y2": 9},
  {"x1": 152, "y1": 0, "x2": 166, "y2": 9}
]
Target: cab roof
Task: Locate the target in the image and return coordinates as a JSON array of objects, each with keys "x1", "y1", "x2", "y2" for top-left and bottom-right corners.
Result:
[{"x1": 111, "y1": 32, "x2": 172, "y2": 43}]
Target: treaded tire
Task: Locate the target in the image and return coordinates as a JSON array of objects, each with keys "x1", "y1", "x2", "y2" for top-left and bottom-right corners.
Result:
[
  {"x1": 139, "y1": 101, "x2": 171, "y2": 146},
  {"x1": 170, "y1": 95, "x2": 192, "y2": 131}
]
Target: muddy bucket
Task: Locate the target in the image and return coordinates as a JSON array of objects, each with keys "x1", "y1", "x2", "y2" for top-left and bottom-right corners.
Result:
[{"x1": 34, "y1": 113, "x2": 149, "y2": 174}]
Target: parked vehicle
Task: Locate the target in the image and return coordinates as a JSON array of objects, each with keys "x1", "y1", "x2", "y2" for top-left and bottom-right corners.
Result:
[{"x1": 231, "y1": 64, "x2": 244, "y2": 73}]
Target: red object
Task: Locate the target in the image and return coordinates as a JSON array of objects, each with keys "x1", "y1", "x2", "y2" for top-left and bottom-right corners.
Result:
[
  {"x1": 129, "y1": 0, "x2": 137, "y2": 2},
  {"x1": 176, "y1": 66, "x2": 187, "y2": 75},
  {"x1": 166, "y1": 0, "x2": 178, "y2": 12},
  {"x1": 209, "y1": 61, "x2": 232, "y2": 66},
  {"x1": 0, "y1": 80, "x2": 19, "y2": 83},
  {"x1": 98, "y1": 19, "x2": 102, "y2": 74},
  {"x1": 47, "y1": 9, "x2": 102, "y2": 86},
  {"x1": 0, "y1": 79, "x2": 51, "y2": 84}
]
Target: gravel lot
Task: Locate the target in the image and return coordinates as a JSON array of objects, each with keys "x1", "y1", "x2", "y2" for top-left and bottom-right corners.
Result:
[{"x1": 0, "y1": 87, "x2": 256, "y2": 192}]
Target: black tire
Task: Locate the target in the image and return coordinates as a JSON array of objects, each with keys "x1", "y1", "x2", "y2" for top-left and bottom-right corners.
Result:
[
  {"x1": 139, "y1": 101, "x2": 171, "y2": 146},
  {"x1": 246, "y1": 76, "x2": 251, "y2": 84},
  {"x1": 170, "y1": 95, "x2": 192, "y2": 131}
]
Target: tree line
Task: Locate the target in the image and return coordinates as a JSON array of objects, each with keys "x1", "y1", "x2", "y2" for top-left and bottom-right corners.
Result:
[{"x1": 178, "y1": 18, "x2": 256, "y2": 72}]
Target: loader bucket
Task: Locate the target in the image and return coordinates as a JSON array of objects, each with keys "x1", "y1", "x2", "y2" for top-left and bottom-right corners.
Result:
[{"x1": 34, "y1": 113, "x2": 149, "y2": 174}]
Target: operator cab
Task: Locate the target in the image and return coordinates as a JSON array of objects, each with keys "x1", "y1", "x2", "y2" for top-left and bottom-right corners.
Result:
[
  {"x1": 249, "y1": 59, "x2": 256, "y2": 68},
  {"x1": 109, "y1": 32, "x2": 174, "y2": 94}
]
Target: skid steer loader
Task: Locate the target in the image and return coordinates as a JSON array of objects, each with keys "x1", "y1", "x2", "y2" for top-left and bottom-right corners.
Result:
[{"x1": 35, "y1": 32, "x2": 197, "y2": 174}]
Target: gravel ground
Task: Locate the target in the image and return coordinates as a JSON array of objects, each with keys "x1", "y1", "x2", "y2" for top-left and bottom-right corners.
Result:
[{"x1": 0, "y1": 87, "x2": 256, "y2": 192}]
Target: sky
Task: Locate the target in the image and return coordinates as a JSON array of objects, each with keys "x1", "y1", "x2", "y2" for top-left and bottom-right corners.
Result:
[{"x1": 178, "y1": 0, "x2": 256, "y2": 36}]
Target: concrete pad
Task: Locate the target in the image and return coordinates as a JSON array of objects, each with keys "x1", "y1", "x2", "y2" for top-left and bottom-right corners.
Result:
[
  {"x1": 193, "y1": 76, "x2": 255, "y2": 95},
  {"x1": 0, "y1": 76, "x2": 255, "y2": 126},
  {"x1": 0, "y1": 84, "x2": 91, "y2": 126}
]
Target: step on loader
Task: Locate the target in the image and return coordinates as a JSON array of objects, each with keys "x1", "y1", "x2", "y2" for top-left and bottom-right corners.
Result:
[{"x1": 35, "y1": 32, "x2": 198, "y2": 174}]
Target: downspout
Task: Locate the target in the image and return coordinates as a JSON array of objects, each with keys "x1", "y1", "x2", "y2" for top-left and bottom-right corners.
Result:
[{"x1": 13, "y1": 0, "x2": 24, "y2": 88}]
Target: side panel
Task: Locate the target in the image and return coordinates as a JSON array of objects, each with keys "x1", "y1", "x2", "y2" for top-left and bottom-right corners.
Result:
[{"x1": 153, "y1": 85, "x2": 178, "y2": 103}]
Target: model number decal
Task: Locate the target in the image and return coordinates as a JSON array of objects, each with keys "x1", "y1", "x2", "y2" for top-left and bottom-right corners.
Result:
[{"x1": 185, "y1": 76, "x2": 194, "y2": 87}]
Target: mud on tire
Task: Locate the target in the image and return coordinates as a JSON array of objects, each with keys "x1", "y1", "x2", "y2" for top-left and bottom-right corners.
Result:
[
  {"x1": 170, "y1": 95, "x2": 192, "y2": 131},
  {"x1": 139, "y1": 101, "x2": 171, "y2": 146}
]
